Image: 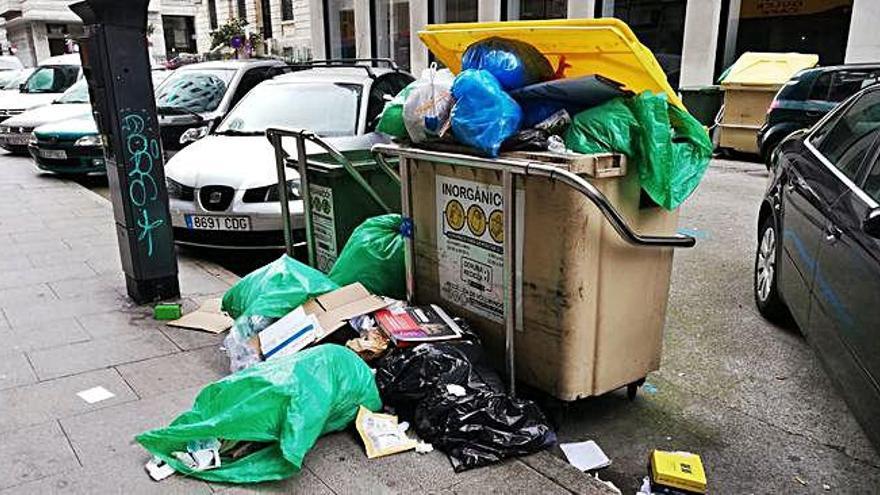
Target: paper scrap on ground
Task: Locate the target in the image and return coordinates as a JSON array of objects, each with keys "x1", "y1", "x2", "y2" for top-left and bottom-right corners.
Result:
[
  {"x1": 167, "y1": 298, "x2": 233, "y2": 334},
  {"x1": 560, "y1": 440, "x2": 611, "y2": 471},
  {"x1": 145, "y1": 456, "x2": 175, "y2": 481},
  {"x1": 76, "y1": 386, "x2": 115, "y2": 404},
  {"x1": 355, "y1": 406, "x2": 418, "y2": 459}
]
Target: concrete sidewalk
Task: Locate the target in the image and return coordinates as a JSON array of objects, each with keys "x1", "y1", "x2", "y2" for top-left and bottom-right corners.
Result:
[{"x1": 0, "y1": 156, "x2": 607, "y2": 494}]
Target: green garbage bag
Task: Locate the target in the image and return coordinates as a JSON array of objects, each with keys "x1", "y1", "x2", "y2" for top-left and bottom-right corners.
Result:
[
  {"x1": 564, "y1": 92, "x2": 712, "y2": 210},
  {"x1": 328, "y1": 214, "x2": 405, "y2": 299},
  {"x1": 222, "y1": 255, "x2": 339, "y2": 319},
  {"x1": 136, "y1": 344, "x2": 382, "y2": 483},
  {"x1": 376, "y1": 84, "x2": 415, "y2": 138}
]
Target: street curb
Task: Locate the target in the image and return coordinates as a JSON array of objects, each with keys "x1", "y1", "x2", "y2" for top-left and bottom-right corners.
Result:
[{"x1": 520, "y1": 451, "x2": 619, "y2": 494}]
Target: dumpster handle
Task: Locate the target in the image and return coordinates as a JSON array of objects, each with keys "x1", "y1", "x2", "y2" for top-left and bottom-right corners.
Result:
[
  {"x1": 267, "y1": 131, "x2": 297, "y2": 258},
  {"x1": 372, "y1": 150, "x2": 402, "y2": 186}
]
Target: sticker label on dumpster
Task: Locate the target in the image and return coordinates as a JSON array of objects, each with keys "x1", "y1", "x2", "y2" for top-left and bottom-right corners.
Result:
[
  {"x1": 310, "y1": 184, "x2": 337, "y2": 273},
  {"x1": 436, "y1": 176, "x2": 523, "y2": 324}
]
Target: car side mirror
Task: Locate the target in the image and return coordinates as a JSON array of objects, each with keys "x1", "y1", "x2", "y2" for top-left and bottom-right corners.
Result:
[
  {"x1": 864, "y1": 208, "x2": 880, "y2": 239},
  {"x1": 18, "y1": 83, "x2": 25, "y2": 92}
]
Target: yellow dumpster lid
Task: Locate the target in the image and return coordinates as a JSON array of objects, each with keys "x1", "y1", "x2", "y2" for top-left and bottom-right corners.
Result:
[
  {"x1": 720, "y1": 52, "x2": 819, "y2": 87},
  {"x1": 419, "y1": 18, "x2": 683, "y2": 108}
]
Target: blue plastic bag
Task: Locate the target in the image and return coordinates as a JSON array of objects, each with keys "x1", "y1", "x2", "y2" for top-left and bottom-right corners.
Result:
[
  {"x1": 451, "y1": 70, "x2": 523, "y2": 157},
  {"x1": 461, "y1": 37, "x2": 554, "y2": 91}
]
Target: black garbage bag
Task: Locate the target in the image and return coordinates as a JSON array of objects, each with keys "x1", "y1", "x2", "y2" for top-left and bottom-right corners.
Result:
[{"x1": 375, "y1": 335, "x2": 556, "y2": 471}]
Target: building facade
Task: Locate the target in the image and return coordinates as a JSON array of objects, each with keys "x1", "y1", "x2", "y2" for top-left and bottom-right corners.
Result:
[
  {"x1": 194, "y1": 0, "x2": 313, "y2": 59},
  {"x1": 311, "y1": 0, "x2": 877, "y2": 90}
]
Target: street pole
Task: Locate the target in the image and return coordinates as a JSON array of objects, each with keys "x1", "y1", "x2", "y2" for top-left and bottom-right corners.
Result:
[{"x1": 71, "y1": 0, "x2": 180, "y2": 304}]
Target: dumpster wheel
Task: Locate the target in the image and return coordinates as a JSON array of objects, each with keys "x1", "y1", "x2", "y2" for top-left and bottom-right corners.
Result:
[{"x1": 626, "y1": 378, "x2": 646, "y2": 401}]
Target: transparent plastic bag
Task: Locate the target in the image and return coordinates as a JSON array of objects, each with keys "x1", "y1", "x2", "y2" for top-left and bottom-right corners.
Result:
[{"x1": 403, "y1": 66, "x2": 455, "y2": 143}]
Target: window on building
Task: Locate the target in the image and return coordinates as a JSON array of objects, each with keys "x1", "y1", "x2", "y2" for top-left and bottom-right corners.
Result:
[
  {"x1": 261, "y1": 0, "x2": 274, "y2": 38},
  {"x1": 207, "y1": 0, "x2": 218, "y2": 30},
  {"x1": 510, "y1": 0, "x2": 566, "y2": 20},
  {"x1": 326, "y1": 0, "x2": 356, "y2": 58},
  {"x1": 237, "y1": 0, "x2": 247, "y2": 19},
  {"x1": 373, "y1": 0, "x2": 410, "y2": 69},
  {"x1": 607, "y1": 0, "x2": 687, "y2": 89},
  {"x1": 282, "y1": 0, "x2": 295, "y2": 21},
  {"x1": 163, "y1": 15, "x2": 198, "y2": 55},
  {"x1": 432, "y1": 0, "x2": 478, "y2": 23}
]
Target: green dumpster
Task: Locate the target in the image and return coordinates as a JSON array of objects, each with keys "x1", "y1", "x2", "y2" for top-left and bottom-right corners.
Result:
[
  {"x1": 680, "y1": 85, "x2": 723, "y2": 127},
  {"x1": 293, "y1": 150, "x2": 401, "y2": 273}
]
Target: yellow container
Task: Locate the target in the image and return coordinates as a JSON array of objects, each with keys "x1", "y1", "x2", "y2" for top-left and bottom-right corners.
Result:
[
  {"x1": 418, "y1": 18, "x2": 683, "y2": 108},
  {"x1": 649, "y1": 450, "x2": 707, "y2": 494}
]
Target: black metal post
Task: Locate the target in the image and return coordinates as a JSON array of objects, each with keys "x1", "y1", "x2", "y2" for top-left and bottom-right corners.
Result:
[{"x1": 71, "y1": 0, "x2": 179, "y2": 304}]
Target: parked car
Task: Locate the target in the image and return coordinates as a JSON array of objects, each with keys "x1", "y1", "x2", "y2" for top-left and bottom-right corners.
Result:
[
  {"x1": 0, "y1": 54, "x2": 81, "y2": 123},
  {"x1": 757, "y1": 63, "x2": 880, "y2": 167},
  {"x1": 0, "y1": 78, "x2": 90, "y2": 154},
  {"x1": 754, "y1": 84, "x2": 880, "y2": 448},
  {"x1": 154, "y1": 59, "x2": 288, "y2": 154},
  {"x1": 28, "y1": 114, "x2": 102, "y2": 175},
  {"x1": 0, "y1": 56, "x2": 23, "y2": 71},
  {"x1": 0, "y1": 68, "x2": 34, "y2": 94},
  {"x1": 165, "y1": 64, "x2": 413, "y2": 249}
]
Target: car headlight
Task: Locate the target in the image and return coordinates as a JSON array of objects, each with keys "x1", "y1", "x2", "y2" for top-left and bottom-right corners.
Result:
[
  {"x1": 74, "y1": 134, "x2": 103, "y2": 147},
  {"x1": 28, "y1": 132, "x2": 37, "y2": 146},
  {"x1": 180, "y1": 125, "x2": 209, "y2": 145},
  {"x1": 266, "y1": 179, "x2": 301, "y2": 202},
  {"x1": 0, "y1": 126, "x2": 9, "y2": 134}
]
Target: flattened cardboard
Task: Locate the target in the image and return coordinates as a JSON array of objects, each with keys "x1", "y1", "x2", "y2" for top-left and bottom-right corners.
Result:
[
  {"x1": 167, "y1": 298, "x2": 233, "y2": 334},
  {"x1": 302, "y1": 283, "x2": 389, "y2": 341}
]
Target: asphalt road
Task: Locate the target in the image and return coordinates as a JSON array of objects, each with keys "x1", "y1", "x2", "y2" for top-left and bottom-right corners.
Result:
[{"x1": 55, "y1": 156, "x2": 880, "y2": 491}]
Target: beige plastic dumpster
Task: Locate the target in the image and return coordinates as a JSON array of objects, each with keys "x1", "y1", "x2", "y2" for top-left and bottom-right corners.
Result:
[
  {"x1": 718, "y1": 52, "x2": 818, "y2": 154},
  {"x1": 374, "y1": 144, "x2": 694, "y2": 401}
]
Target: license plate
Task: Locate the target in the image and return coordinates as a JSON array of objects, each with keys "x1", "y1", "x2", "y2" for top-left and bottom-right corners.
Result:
[
  {"x1": 2, "y1": 134, "x2": 29, "y2": 145},
  {"x1": 185, "y1": 215, "x2": 251, "y2": 231},
  {"x1": 38, "y1": 149, "x2": 66, "y2": 159}
]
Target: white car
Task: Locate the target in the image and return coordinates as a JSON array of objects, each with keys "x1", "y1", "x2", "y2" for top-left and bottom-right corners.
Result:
[
  {"x1": 165, "y1": 64, "x2": 413, "y2": 249},
  {"x1": 0, "y1": 54, "x2": 81, "y2": 123},
  {"x1": 0, "y1": 78, "x2": 91, "y2": 153}
]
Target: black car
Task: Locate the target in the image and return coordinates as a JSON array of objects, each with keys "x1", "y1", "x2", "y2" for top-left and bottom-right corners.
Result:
[
  {"x1": 755, "y1": 84, "x2": 880, "y2": 447},
  {"x1": 757, "y1": 64, "x2": 880, "y2": 167}
]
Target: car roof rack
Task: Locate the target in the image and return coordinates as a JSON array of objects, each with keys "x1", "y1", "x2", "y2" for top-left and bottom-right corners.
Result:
[{"x1": 286, "y1": 58, "x2": 400, "y2": 78}]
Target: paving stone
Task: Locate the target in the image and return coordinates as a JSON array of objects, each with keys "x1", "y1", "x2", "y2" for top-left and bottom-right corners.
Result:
[
  {"x1": 435, "y1": 461, "x2": 571, "y2": 494},
  {"x1": 0, "y1": 368, "x2": 138, "y2": 434},
  {"x1": 5, "y1": 317, "x2": 91, "y2": 353},
  {"x1": 0, "y1": 350, "x2": 37, "y2": 390},
  {"x1": 0, "y1": 253, "x2": 33, "y2": 271},
  {"x1": 3, "y1": 239, "x2": 71, "y2": 256},
  {"x1": 28, "y1": 332, "x2": 179, "y2": 381},
  {"x1": 0, "y1": 421, "x2": 80, "y2": 490},
  {"x1": 212, "y1": 467, "x2": 333, "y2": 494},
  {"x1": 116, "y1": 346, "x2": 227, "y2": 398},
  {"x1": 0, "y1": 264, "x2": 95, "y2": 291},
  {"x1": 48, "y1": 275, "x2": 125, "y2": 300},
  {"x1": 2, "y1": 298, "x2": 114, "y2": 328},
  {"x1": 304, "y1": 431, "x2": 487, "y2": 493},
  {"x1": 157, "y1": 321, "x2": 227, "y2": 351},
  {"x1": 60, "y1": 387, "x2": 200, "y2": 468},
  {"x1": 0, "y1": 453, "x2": 211, "y2": 495},
  {"x1": 0, "y1": 283, "x2": 58, "y2": 306},
  {"x1": 75, "y1": 310, "x2": 161, "y2": 341}
]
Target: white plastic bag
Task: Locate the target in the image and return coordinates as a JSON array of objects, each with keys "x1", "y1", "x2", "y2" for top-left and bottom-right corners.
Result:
[{"x1": 403, "y1": 65, "x2": 454, "y2": 143}]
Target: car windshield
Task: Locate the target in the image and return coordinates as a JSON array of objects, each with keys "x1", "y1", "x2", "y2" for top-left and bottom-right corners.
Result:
[
  {"x1": 23, "y1": 65, "x2": 80, "y2": 93},
  {"x1": 155, "y1": 68, "x2": 235, "y2": 114},
  {"x1": 215, "y1": 82, "x2": 362, "y2": 136},
  {"x1": 56, "y1": 79, "x2": 89, "y2": 104}
]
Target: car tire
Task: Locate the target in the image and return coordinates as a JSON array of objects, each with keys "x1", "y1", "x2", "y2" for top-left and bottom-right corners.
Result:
[{"x1": 754, "y1": 215, "x2": 788, "y2": 323}]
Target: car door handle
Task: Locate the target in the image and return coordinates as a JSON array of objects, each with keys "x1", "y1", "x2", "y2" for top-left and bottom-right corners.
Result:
[
  {"x1": 824, "y1": 224, "x2": 842, "y2": 243},
  {"x1": 787, "y1": 176, "x2": 806, "y2": 192}
]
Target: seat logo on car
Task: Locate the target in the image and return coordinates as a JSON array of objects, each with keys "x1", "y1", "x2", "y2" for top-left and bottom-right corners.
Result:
[{"x1": 208, "y1": 191, "x2": 223, "y2": 204}]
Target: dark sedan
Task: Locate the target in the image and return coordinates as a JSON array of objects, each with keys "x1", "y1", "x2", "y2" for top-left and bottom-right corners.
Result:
[{"x1": 755, "y1": 84, "x2": 880, "y2": 447}]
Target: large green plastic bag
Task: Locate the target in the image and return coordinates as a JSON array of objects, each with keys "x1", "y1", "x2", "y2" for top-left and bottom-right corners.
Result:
[
  {"x1": 376, "y1": 84, "x2": 415, "y2": 138},
  {"x1": 328, "y1": 214, "x2": 405, "y2": 299},
  {"x1": 564, "y1": 92, "x2": 712, "y2": 210},
  {"x1": 136, "y1": 345, "x2": 381, "y2": 483},
  {"x1": 222, "y1": 255, "x2": 339, "y2": 319}
]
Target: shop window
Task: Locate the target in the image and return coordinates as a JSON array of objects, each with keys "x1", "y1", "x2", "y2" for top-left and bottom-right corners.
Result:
[
  {"x1": 432, "y1": 0, "x2": 478, "y2": 23},
  {"x1": 610, "y1": 0, "x2": 686, "y2": 89},
  {"x1": 326, "y1": 0, "x2": 356, "y2": 58},
  {"x1": 282, "y1": 0, "x2": 295, "y2": 21},
  {"x1": 373, "y1": 0, "x2": 410, "y2": 69},
  {"x1": 510, "y1": 0, "x2": 566, "y2": 20}
]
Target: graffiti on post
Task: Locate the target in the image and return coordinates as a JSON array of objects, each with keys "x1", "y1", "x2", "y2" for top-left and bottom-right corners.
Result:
[{"x1": 120, "y1": 110, "x2": 163, "y2": 257}]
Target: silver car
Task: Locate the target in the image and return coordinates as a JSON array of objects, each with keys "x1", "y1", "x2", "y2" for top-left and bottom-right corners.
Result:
[{"x1": 164, "y1": 65, "x2": 413, "y2": 249}]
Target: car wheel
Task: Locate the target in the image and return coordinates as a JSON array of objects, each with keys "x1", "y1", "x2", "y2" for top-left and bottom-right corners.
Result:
[{"x1": 754, "y1": 215, "x2": 788, "y2": 322}]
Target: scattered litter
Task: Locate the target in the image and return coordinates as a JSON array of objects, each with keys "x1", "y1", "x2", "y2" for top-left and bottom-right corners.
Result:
[
  {"x1": 258, "y1": 307, "x2": 318, "y2": 360},
  {"x1": 445, "y1": 384, "x2": 466, "y2": 397},
  {"x1": 823, "y1": 483, "x2": 831, "y2": 491},
  {"x1": 374, "y1": 302, "x2": 464, "y2": 345},
  {"x1": 355, "y1": 406, "x2": 419, "y2": 459},
  {"x1": 590, "y1": 473, "x2": 621, "y2": 494},
  {"x1": 560, "y1": 440, "x2": 611, "y2": 471},
  {"x1": 153, "y1": 303, "x2": 182, "y2": 321},
  {"x1": 76, "y1": 386, "x2": 115, "y2": 404},
  {"x1": 677, "y1": 372, "x2": 686, "y2": 377},
  {"x1": 345, "y1": 328, "x2": 390, "y2": 362},
  {"x1": 301, "y1": 283, "x2": 388, "y2": 341},
  {"x1": 795, "y1": 476, "x2": 808, "y2": 486},
  {"x1": 776, "y1": 375, "x2": 788, "y2": 381},
  {"x1": 173, "y1": 438, "x2": 221, "y2": 471},
  {"x1": 415, "y1": 441, "x2": 434, "y2": 454},
  {"x1": 642, "y1": 383, "x2": 658, "y2": 394},
  {"x1": 167, "y1": 298, "x2": 233, "y2": 334},
  {"x1": 637, "y1": 476, "x2": 652, "y2": 495},
  {"x1": 145, "y1": 456, "x2": 175, "y2": 481},
  {"x1": 649, "y1": 450, "x2": 707, "y2": 494}
]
